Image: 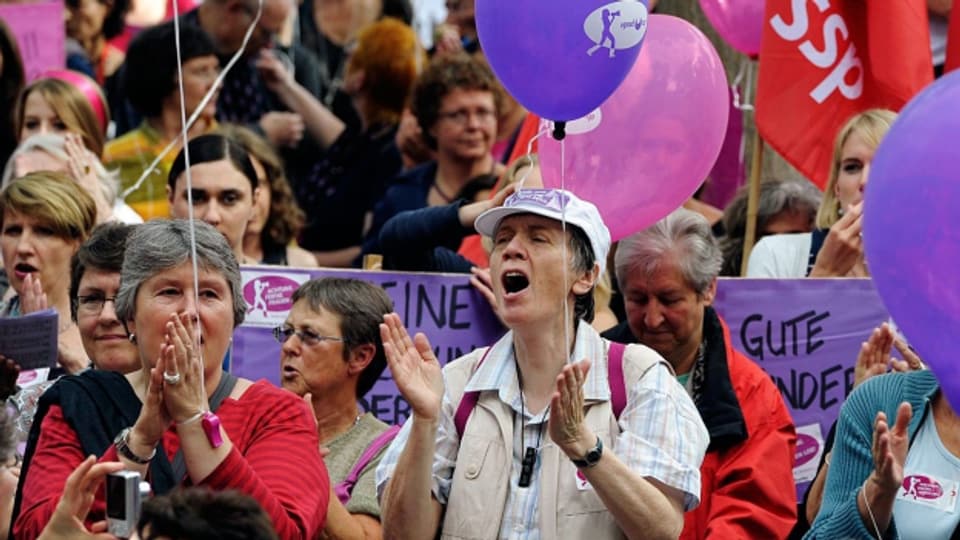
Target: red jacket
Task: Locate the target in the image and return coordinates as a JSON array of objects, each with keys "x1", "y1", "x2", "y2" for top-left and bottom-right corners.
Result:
[
  {"x1": 680, "y1": 310, "x2": 798, "y2": 540},
  {"x1": 604, "y1": 307, "x2": 797, "y2": 539}
]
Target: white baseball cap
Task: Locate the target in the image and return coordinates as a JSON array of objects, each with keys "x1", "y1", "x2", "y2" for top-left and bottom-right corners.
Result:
[{"x1": 474, "y1": 188, "x2": 612, "y2": 275}]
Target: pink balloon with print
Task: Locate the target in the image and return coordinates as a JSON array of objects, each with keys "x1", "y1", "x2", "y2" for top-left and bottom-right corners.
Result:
[
  {"x1": 698, "y1": 0, "x2": 764, "y2": 56},
  {"x1": 540, "y1": 15, "x2": 729, "y2": 242}
]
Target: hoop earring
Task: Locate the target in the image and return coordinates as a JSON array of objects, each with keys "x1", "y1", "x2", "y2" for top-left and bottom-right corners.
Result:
[{"x1": 128, "y1": 333, "x2": 137, "y2": 344}]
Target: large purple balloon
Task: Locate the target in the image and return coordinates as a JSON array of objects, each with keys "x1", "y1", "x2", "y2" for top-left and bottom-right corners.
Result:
[
  {"x1": 476, "y1": 0, "x2": 648, "y2": 122},
  {"x1": 539, "y1": 15, "x2": 729, "y2": 242},
  {"x1": 699, "y1": 0, "x2": 764, "y2": 57},
  {"x1": 864, "y1": 70, "x2": 960, "y2": 412}
]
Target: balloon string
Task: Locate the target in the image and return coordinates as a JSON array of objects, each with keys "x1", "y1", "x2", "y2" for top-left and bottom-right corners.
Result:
[
  {"x1": 512, "y1": 123, "x2": 550, "y2": 189},
  {"x1": 120, "y1": 0, "x2": 264, "y2": 201},
  {"x1": 731, "y1": 57, "x2": 755, "y2": 112},
  {"x1": 172, "y1": 0, "x2": 204, "y2": 375},
  {"x1": 560, "y1": 137, "x2": 571, "y2": 364}
]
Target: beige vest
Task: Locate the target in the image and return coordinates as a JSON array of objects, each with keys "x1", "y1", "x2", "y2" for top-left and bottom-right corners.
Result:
[{"x1": 439, "y1": 341, "x2": 665, "y2": 540}]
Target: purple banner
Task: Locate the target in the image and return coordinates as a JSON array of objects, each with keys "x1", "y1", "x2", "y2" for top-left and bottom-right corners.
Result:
[
  {"x1": 233, "y1": 270, "x2": 893, "y2": 497},
  {"x1": 232, "y1": 266, "x2": 505, "y2": 425},
  {"x1": 713, "y1": 278, "x2": 890, "y2": 498}
]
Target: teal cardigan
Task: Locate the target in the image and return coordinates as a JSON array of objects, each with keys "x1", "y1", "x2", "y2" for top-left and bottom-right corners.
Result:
[{"x1": 805, "y1": 369, "x2": 940, "y2": 539}]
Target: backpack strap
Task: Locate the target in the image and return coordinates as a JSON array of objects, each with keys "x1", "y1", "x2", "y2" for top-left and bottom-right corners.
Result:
[
  {"x1": 334, "y1": 424, "x2": 402, "y2": 505},
  {"x1": 453, "y1": 347, "x2": 493, "y2": 439},
  {"x1": 607, "y1": 341, "x2": 627, "y2": 420}
]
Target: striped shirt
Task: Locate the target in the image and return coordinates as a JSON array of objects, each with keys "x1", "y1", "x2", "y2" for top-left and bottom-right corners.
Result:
[{"x1": 376, "y1": 321, "x2": 708, "y2": 539}]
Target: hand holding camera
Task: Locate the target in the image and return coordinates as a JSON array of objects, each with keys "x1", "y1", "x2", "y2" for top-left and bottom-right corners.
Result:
[{"x1": 36, "y1": 456, "x2": 124, "y2": 540}]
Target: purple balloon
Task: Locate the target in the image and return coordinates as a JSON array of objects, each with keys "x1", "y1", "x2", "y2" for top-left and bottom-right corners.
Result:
[
  {"x1": 539, "y1": 15, "x2": 729, "y2": 242},
  {"x1": 864, "y1": 70, "x2": 960, "y2": 412},
  {"x1": 476, "y1": 0, "x2": 648, "y2": 122},
  {"x1": 699, "y1": 0, "x2": 764, "y2": 56}
]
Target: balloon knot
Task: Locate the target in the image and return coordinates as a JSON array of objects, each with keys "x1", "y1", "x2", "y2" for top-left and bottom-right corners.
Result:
[{"x1": 552, "y1": 121, "x2": 567, "y2": 141}]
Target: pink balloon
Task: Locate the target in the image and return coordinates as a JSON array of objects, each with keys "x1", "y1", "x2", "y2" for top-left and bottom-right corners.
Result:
[
  {"x1": 539, "y1": 15, "x2": 729, "y2": 242},
  {"x1": 699, "y1": 0, "x2": 764, "y2": 56}
]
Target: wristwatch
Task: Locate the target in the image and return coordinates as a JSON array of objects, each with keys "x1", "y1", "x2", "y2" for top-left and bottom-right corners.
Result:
[
  {"x1": 200, "y1": 411, "x2": 224, "y2": 448},
  {"x1": 114, "y1": 427, "x2": 156, "y2": 465},
  {"x1": 571, "y1": 436, "x2": 603, "y2": 468}
]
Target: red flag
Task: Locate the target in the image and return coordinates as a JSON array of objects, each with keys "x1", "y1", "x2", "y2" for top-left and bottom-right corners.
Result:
[
  {"x1": 756, "y1": 1, "x2": 934, "y2": 189},
  {"x1": 945, "y1": 6, "x2": 960, "y2": 73}
]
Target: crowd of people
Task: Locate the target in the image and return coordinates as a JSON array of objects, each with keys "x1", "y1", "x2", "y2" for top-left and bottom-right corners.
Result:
[{"x1": 0, "y1": 0, "x2": 952, "y2": 538}]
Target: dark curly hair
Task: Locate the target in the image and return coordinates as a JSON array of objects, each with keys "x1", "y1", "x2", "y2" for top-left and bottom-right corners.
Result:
[
  {"x1": 412, "y1": 52, "x2": 500, "y2": 150},
  {"x1": 122, "y1": 20, "x2": 217, "y2": 118},
  {"x1": 66, "y1": 0, "x2": 131, "y2": 40},
  {"x1": 215, "y1": 124, "x2": 305, "y2": 248},
  {"x1": 138, "y1": 488, "x2": 278, "y2": 540}
]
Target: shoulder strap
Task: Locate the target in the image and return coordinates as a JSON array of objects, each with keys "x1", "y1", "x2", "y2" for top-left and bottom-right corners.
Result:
[
  {"x1": 171, "y1": 372, "x2": 239, "y2": 481},
  {"x1": 607, "y1": 342, "x2": 627, "y2": 420},
  {"x1": 453, "y1": 347, "x2": 493, "y2": 439},
  {"x1": 334, "y1": 424, "x2": 402, "y2": 505}
]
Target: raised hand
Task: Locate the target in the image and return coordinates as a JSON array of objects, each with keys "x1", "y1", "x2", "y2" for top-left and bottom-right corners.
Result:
[
  {"x1": 130, "y1": 341, "x2": 173, "y2": 452},
  {"x1": 870, "y1": 402, "x2": 912, "y2": 495},
  {"x1": 854, "y1": 324, "x2": 896, "y2": 387},
  {"x1": 36, "y1": 455, "x2": 125, "y2": 540},
  {"x1": 458, "y1": 183, "x2": 517, "y2": 227},
  {"x1": 255, "y1": 49, "x2": 295, "y2": 94},
  {"x1": 810, "y1": 202, "x2": 864, "y2": 277},
  {"x1": 548, "y1": 360, "x2": 594, "y2": 458},
  {"x1": 259, "y1": 111, "x2": 305, "y2": 149},
  {"x1": 20, "y1": 274, "x2": 48, "y2": 314},
  {"x1": 379, "y1": 313, "x2": 444, "y2": 422},
  {"x1": 891, "y1": 338, "x2": 923, "y2": 372},
  {"x1": 161, "y1": 313, "x2": 208, "y2": 423}
]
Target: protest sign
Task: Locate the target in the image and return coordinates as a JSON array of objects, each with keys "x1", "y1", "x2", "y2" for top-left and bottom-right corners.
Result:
[
  {"x1": 713, "y1": 278, "x2": 890, "y2": 498},
  {"x1": 0, "y1": 1, "x2": 65, "y2": 81},
  {"x1": 233, "y1": 266, "x2": 505, "y2": 425},
  {"x1": 233, "y1": 271, "x2": 892, "y2": 497}
]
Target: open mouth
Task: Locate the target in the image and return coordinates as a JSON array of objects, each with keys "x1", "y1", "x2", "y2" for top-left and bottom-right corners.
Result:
[
  {"x1": 13, "y1": 263, "x2": 37, "y2": 279},
  {"x1": 502, "y1": 271, "x2": 530, "y2": 295}
]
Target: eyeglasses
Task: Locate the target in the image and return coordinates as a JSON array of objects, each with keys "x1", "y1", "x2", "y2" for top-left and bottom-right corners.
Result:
[
  {"x1": 273, "y1": 326, "x2": 345, "y2": 347},
  {"x1": 77, "y1": 294, "x2": 117, "y2": 315},
  {"x1": 437, "y1": 107, "x2": 496, "y2": 126}
]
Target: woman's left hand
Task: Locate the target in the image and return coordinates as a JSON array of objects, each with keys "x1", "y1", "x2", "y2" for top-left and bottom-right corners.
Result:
[
  {"x1": 161, "y1": 313, "x2": 208, "y2": 423},
  {"x1": 548, "y1": 359, "x2": 595, "y2": 459},
  {"x1": 36, "y1": 455, "x2": 124, "y2": 540},
  {"x1": 20, "y1": 274, "x2": 48, "y2": 314}
]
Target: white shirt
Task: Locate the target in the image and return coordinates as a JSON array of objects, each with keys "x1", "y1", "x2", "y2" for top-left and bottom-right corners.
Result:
[
  {"x1": 745, "y1": 232, "x2": 812, "y2": 278},
  {"x1": 894, "y1": 410, "x2": 960, "y2": 538}
]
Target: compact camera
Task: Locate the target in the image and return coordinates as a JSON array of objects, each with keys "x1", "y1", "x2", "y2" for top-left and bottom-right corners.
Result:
[{"x1": 106, "y1": 471, "x2": 151, "y2": 539}]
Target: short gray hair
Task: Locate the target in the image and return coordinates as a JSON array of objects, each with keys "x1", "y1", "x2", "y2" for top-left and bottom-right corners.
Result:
[
  {"x1": 116, "y1": 220, "x2": 247, "y2": 327},
  {"x1": 2, "y1": 133, "x2": 120, "y2": 205},
  {"x1": 719, "y1": 179, "x2": 821, "y2": 276},
  {"x1": 615, "y1": 208, "x2": 722, "y2": 296}
]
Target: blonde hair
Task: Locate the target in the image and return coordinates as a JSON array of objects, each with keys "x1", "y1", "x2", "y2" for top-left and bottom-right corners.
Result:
[
  {"x1": 16, "y1": 78, "x2": 108, "y2": 157},
  {"x1": 0, "y1": 171, "x2": 97, "y2": 241},
  {"x1": 815, "y1": 109, "x2": 896, "y2": 229}
]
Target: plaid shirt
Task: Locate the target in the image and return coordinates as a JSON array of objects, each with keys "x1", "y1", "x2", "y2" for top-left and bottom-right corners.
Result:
[{"x1": 376, "y1": 321, "x2": 708, "y2": 539}]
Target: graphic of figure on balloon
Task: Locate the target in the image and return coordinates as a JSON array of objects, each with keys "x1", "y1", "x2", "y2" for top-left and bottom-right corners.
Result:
[
  {"x1": 588, "y1": 8, "x2": 621, "y2": 57},
  {"x1": 248, "y1": 279, "x2": 269, "y2": 317}
]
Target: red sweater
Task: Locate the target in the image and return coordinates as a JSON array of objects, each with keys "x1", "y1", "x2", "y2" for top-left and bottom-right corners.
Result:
[{"x1": 14, "y1": 380, "x2": 328, "y2": 539}]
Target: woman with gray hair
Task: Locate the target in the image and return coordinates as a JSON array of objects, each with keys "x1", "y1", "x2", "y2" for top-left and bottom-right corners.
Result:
[
  {"x1": 719, "y1": 179, "x2": 822, "y2": 276},
  {"x1": 12, "y1": 220, "x2": 329, "y2": 539},
  {"x1": 2, "y1": 133, "x2": 142, "y2": 225},
  {"x1": 602, "y1": 207, "x2": 798, "y2": 539}
]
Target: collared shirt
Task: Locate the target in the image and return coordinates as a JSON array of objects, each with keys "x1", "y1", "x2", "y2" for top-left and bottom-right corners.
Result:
[{"x1": 376, "y1": 321, "x2": 708, "y2": 539}]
